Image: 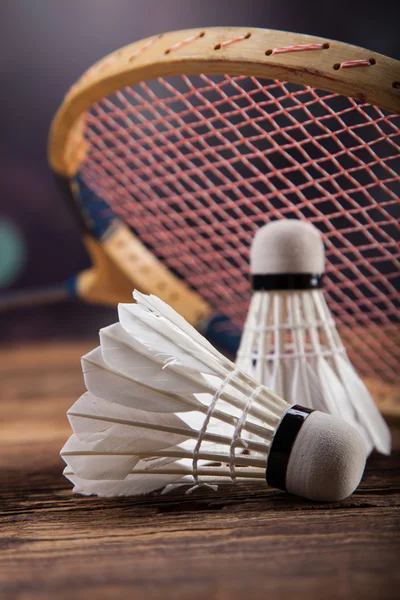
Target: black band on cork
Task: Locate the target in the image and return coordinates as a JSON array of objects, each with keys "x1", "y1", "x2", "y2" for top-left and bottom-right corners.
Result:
[
  {"x1": 266, "y1": 405, "x2": 315, "y2": 491},
  {"x1": 252, "y1": 273, "x2": 323, "y2": 291}
]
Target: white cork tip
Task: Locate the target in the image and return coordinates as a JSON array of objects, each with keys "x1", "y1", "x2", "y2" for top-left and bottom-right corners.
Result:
[
  {"x1": 251, "y1": 219, "x2": 325, "y2": 275},
  {"x1": 286, "y1": 411, "x2": 366, "y2": 502}
]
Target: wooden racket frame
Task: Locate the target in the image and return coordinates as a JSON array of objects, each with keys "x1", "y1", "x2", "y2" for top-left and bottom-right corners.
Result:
[{"x1": 50, "y1": 27, "x2": 400, "y2": 175}]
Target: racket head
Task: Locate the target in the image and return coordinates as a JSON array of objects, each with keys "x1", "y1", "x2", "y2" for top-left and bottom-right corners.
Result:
[{"x1": 48, "y1": 27, "x2": 400, "y2": 385}]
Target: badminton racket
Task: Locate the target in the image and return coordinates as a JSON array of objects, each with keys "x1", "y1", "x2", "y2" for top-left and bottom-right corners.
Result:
[{"x1": 2, "y1": 28, "x2": 399, "y2": 402}]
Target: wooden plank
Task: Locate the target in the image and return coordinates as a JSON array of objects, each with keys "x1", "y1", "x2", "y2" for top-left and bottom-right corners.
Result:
[{"x1": 1, "y1": 342, "x2": 399, "y2": 599}]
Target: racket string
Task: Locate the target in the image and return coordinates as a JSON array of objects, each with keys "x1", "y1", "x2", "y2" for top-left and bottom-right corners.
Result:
[{"x1": 80, "y1": 74, "x2": 399, "y2": 382}]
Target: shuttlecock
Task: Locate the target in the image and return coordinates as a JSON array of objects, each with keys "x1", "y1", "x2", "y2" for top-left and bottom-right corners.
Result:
[
  {"x1": 236, "y1": 219, "x2": 391, "y2": 456},
  {"x1": 61, "y1": 291, "x2": 366, "y2": 502}
]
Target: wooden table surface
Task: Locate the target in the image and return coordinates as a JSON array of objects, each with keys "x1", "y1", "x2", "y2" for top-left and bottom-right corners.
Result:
[{"x1": 1, "y1": 342, "x2": 399, "y2": 600}]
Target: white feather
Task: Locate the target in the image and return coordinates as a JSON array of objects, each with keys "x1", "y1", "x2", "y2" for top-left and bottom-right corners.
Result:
[
  {"x1": 66, "y1": 393, "x2": 189, "y2": 451},
  {"x1": 82, "y1": 346, "x2": 197, "y2": 413},
  {"x1": 131, "y1": 291, "x2": 221, "y2": 358},
  {"x1": 100, "y1": 323, "x2": 211, "y2": 394},
  {"x1": 100, "y1": 320, "x2": 283, "y2": 427},
  {"x1": 82, "y1": 345, "x2": 272, "y2": 447},
  {"x1": 61, "y1": 435, "x2": 142, "y2": 480},
  {"x1": 63, "y1": 465, "x2": 186, "y2": 497},
  {"x1": 118, "y1": 301, "x2": 217, "y2": 374},
  {"x1": 62, "y1": 393, "x2": 235, "y2": 481},
  {"x1": 335, "y1": 356, "x2": 391, "y2": 455},
  {"x1": 237, "y1": 286, "x2": 391, "y2": 455}
]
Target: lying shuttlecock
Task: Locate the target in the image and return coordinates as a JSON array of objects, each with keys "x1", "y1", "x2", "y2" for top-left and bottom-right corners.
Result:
[
  {"x1": 61, "y1": 291, "x2": 367, "y2": 502},
  {"x1": 236, "y1": 219, "x2": 391, "y2": 455}
]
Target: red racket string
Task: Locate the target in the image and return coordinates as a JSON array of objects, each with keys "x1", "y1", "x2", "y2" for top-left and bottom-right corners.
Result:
[{"x1": 79, "y1": 74, "x2": 399, "y2": 382}]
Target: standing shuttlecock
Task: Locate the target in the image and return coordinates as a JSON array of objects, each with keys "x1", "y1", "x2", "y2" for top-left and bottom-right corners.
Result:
[
  {"x1": 61, "y1": 291, "x2": 366, "y2": 502},
  {"x1": 236, "y1": 219, "x2": 391, "y2": 456}
]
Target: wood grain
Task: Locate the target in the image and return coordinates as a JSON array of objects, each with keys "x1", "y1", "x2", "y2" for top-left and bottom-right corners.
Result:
[{"x1": 1, "y1": 342, "x2": 399, "y2": 600}]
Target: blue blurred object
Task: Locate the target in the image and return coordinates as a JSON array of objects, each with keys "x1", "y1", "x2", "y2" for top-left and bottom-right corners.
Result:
[{"x1": 0, "y1": 218, "x2": 27, "y2": 287}]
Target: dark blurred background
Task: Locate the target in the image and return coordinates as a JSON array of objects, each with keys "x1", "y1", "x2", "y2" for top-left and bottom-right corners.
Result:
[{"x1": 0, "y1": 0, "x2": 398, "y2": 342}]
